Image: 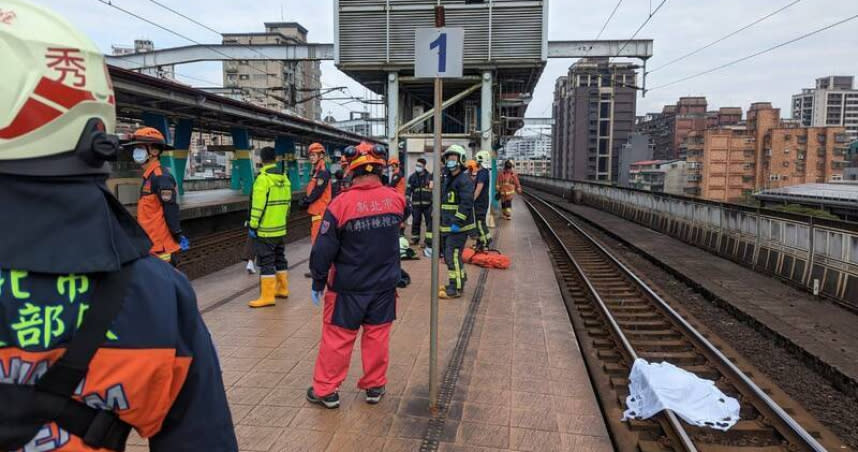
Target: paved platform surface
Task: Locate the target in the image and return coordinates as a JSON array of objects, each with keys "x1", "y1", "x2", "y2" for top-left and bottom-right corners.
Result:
[
  {"x1": 126, "y1": 198, "x2": 609, "y2": 451},
  {"x1": 551, "y1": 196, "x2": 858, "y2": 385}
]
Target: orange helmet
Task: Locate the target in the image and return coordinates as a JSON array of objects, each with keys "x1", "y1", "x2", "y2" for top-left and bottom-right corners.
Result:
[
  {"x1": 388, "y1": 157, "x2": 400, "y2": 166},
  {"x1": 123, "y1": 127, "x2": 173, "y2": 150},
  {"x1": 308, "y1": 142, "x2": 325, "y2": 154},
  {"x1": 343, "y1": 141, "x2": 387, "y2": 173},
  {"x1": 465, "y1": 159, "x2": 478, "y2": 171}
]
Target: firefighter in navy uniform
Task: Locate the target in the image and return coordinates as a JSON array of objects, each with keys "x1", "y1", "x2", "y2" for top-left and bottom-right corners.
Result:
[
  {"x1": 306, "y1": 142, "x2": 407, "y2": 409},
  {"x1": 0, "y1": 2, "x2": 237, "y2": 450},
  {"x1": 438, "y1": 145, "x2": 476, "y2": 299},
  {"x1": 125, "y1": 127, "x2": 188, "y2": 265},
  {"x1": 406, "y1": 158, "x2": 432, "y2": 246},
  {"x1": 472, "y1": 150, "x2": 493, "y2": 250}
]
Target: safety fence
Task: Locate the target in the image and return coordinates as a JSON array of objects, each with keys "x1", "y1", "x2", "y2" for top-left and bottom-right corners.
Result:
[{"x1": 521, "y1": 176, "x2": 858, "y2": 309}]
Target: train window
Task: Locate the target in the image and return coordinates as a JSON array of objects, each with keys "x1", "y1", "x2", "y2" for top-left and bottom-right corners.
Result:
[
  {"x1": 814, "y1": 230, "x2": 827, "y2": 256},
  {"x1": 851, "y1": 237, "x2": 858, "y2": 264},
  {"x1": 829, "y1": 233, "x2": 843, "y2": 260}
]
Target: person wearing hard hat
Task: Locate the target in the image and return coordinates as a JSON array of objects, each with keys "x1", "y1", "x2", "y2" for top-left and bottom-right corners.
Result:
[
  {"x1": 472, "y1": 150, "x2": 493, "y2": 250},
  {"x1": 438, "y1": 145, "x2": 476, "y2": 299},
  {"x1": 300, "y1": 142, "x2": 332, "y2": 245},
  {"x1": 306, "y1": 141, "x2": 407, "y2": 409},
  {"x1": 387, "y1": 156, "x2": 406, "y2": 195},
  {"x1": 124, "y1": 127, "x2": 189, "y2": 265},
  {"x1": 0, "y1": 2, "x2": 237, "y2": 450},
  {"x1": 496, "y1": 159, "x2": 522, "y2": 220}
]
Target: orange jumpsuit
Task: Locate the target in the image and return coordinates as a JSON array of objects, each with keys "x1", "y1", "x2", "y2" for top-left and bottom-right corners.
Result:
[
  {"x1": 138, "y1": 161, "x2": 181, "y2": 260},
  {"x1": 304, "y1": 160, "x2": 332, "y2": 244}
]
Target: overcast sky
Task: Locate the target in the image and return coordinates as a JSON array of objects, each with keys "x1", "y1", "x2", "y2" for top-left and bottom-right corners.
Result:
[{"x1": 34, "y1": 0, "x2": 858, "y2": 120}]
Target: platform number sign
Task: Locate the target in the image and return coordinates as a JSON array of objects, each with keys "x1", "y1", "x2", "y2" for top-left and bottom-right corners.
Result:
[{"x1": 415, "y1": 27, "x2": 464, "y2": 78}]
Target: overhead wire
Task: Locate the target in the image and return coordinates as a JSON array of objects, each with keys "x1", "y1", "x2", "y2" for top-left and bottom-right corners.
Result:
[
  {"x1": 648, "y1": 0, "x2": 804, "y2": 73},
  {"x1": 96, "y1": 0, "x2": 277, "y2": 77},
  {"x1": 648, "y1": 11, "x2": 858, "y2": 91}
]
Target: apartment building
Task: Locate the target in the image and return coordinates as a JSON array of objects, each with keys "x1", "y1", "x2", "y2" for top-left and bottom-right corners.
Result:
[
  {"x1": 792, "y1": 76, "x2": 858, "y2": 143},
  {"x1": 222, "y1": 22, "x2": 322, "y2": 120},
  {"x1": 552, "y1": 58, "x2": 637, "y2": 181},
  {"x1": 683, "y1": 103, "x2": 849, "y2": 202}
]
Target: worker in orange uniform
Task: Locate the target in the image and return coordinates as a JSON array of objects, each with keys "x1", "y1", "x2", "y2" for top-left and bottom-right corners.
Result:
[
  {"x1": 0, "y1": 2, "x2": 237, "y2": 449},
  {"x1": 388, "y1": 157, "x2": 406, "y2": 195},
  {"x1": 300, "y1": 143, "x2": 332, "y2": 278},
  {"x1": 306, "y1": 142, "x2": 406, "y2": 409},
  {"x1": 126, "y1": 127, "x2": 189, "y2": 264},
  {"x1": 496, "y1": 159, "x2": 522, "y2": 220}
]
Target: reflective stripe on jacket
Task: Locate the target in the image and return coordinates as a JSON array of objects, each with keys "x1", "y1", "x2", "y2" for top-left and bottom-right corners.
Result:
[
  {"x1": 497, "y1": 170, "x2": 521, "y2": 201},
  {"x1": 250, "y1": 164, "x2": 291, "y2": 238},
  {"x1": 440, "y1": 170, "x2": 475, "y2": 234},
  {"x1": 406, "y1": 171, "x2": 433, "y2": 206}
]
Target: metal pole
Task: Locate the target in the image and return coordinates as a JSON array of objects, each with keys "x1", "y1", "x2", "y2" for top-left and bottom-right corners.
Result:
[{"x1": 429, "y1": 76, "x2": 442, "y2": 410}]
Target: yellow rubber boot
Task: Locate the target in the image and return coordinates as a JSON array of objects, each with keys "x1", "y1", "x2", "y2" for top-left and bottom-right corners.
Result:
[
  {"x1": 275, "y1": 271, "x2": 289, "y2": 298},
  {"x1": 248, "y1": 276, "x2": 276, "y2": 308}
]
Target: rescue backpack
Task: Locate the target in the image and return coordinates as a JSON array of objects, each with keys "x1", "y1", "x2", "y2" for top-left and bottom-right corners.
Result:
[
  {"x1": 0, "y1": 266, "x2": 134, "y2": 451},
  {"x1": 462, "y1": 248, "x2": 511, "y2": 270}
]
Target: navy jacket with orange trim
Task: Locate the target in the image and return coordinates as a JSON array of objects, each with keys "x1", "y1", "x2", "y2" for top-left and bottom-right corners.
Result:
[{"x1": 0, "y1": 258, "x2": 237, "y2": 451}]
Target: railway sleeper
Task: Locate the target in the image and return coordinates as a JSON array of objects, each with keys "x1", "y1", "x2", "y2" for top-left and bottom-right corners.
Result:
[
  {"x1": 616, "y1": 320, "x2": 674, "y2": 330},
  {"x1": 637, "y1": 351, "x2": 705, "y2": 366}
]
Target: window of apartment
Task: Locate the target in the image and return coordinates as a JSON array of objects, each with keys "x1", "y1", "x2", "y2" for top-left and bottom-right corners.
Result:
[
  {"x1": 784, "y1": 148, "x2": 790, "y2": 154},
  {"x1": 784, "y1": 134, "x2": 791, "y2": 141},
  {"x1": 239, "y1": 74, "x2": 249, "y2": 80},
  {"x1": 599, "y1": 102, "x2": 611, "y2": 118},
  {"x1": 599, "y1": 121, "x2": 610, "y2": 136}
]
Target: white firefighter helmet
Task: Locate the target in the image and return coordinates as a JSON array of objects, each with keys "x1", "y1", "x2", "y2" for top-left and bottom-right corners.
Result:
[{"x1": 0, "y1": 0, "x2": 118, "y2": 175}]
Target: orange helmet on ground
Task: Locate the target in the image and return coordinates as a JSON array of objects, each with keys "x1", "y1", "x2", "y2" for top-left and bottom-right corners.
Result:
[
  {"x1": 343, "y1": 141, "x2": 387, "y2": 173},
  {"x1": 123, "y1": 127, "x2": 173, "y2": 150},
  {"x1": 308, "y1": 142, "x2": 325, "y2": 154}
]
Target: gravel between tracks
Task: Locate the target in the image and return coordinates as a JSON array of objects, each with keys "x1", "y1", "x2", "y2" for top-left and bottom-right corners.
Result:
[{"x1": 572, "y1": 216, "x2": 858, "y2": 450}]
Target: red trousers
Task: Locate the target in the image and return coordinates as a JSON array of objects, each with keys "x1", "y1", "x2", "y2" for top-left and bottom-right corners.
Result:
[
  {"x1": 312, "y1": 292, "x2": 392, "y2": 396},
  {"x1": 310, "y1": 216, "x2": 322, "y2": 244}
]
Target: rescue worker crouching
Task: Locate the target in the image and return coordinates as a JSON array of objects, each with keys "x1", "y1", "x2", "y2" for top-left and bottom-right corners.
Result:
[
  {"x1": 306, "y1": 141, "x2": 406, "y2": 409},
  {"x1": 472, "y1": 150, "x2": 493, "y2": 250},
  {"x1": 125, "y1": 127, "x2": 189, "y2": 265},
  {"x1": 247, "y1": 147, "x2": 292, "y2": 308},
  {"x1": 439, "y1": 145, "x2": 476, "y2": 299},
  {"x1": 0, "y1": 2, "x2": 237, "y2": 449},
  {"x1": 300, "y1": 142, "x2": 332, "y2": 278},
  {"x1": 496, "y1": 159, "x2": 522, "y2": 220},
  {"x1": 406, "y1": 157, "x2": 433, "y2": 246}
]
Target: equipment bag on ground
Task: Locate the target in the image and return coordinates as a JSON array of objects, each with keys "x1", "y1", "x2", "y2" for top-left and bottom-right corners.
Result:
[{"x1": 462, "y1": 248, "x2": 511, "y2": 269}]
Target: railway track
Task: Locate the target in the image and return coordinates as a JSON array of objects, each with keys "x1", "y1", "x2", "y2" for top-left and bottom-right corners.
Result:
[
  {"x1": 524, "y1": 192, "x2": 843, "y2": 452},
  {"x1": 178, "y1": 213, "x2": 312, "y2": 279}
]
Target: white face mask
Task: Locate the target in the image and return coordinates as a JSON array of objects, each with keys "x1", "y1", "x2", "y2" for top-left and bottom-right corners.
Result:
[
  {"x1": 132, "y1": 147, "x2": 148, "y2": 164},
  {"x1": 415, "y1": 165, "x2": 424, "y2": 173}
]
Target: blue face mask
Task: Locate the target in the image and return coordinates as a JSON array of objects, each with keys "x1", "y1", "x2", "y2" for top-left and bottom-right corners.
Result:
[
  {"x1": 415, "y1": 165, "x2": 424, "y2": 173},
  {"x1": 446, "y1": 160, "x2": 459, "y2": 170}
]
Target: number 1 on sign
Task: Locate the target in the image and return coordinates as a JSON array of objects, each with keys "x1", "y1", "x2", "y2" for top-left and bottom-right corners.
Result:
[{"x1": 430, "y1": 33, "x2": 447, "y2": 73}]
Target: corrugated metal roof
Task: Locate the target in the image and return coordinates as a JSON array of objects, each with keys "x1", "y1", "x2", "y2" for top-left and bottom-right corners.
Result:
[{"x1": 756, "y1": 183, "x2": 858, "y2": 202}]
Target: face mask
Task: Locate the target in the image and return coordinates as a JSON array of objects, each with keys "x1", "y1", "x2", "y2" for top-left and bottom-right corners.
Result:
[
  {"x1": 415, "y1": 165, "x2": 424, "y2": 173},
  {"x1": 446, "y1": 160, "x2": 459, "y2": 170},
  {"x1": 132, "y1": 147, "x2": 148, "y2": 164}
]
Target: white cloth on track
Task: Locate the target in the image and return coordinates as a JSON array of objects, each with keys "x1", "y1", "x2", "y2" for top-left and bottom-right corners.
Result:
[{"x1": 621, "y1": 358, "x2": 740, "y2": 431}]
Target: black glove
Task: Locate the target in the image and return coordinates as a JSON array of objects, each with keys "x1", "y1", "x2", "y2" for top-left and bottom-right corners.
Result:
[{"x1": 494, "y1": 192, "x2": 501, "y2": 201}]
